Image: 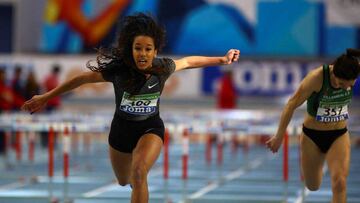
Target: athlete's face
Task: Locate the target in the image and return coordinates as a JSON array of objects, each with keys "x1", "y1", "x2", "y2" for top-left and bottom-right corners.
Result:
[
  {"x1": 331, "y1": 73, "x2": 356, "y2": 90},
  {"x1": 132, "y1": 35, "x2": 157, "y2": 71}
]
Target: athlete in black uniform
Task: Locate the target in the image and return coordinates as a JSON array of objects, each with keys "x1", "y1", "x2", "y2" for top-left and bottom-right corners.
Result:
[{"x1": 22, "y1": 13, "x2": 240, "y2": 203}]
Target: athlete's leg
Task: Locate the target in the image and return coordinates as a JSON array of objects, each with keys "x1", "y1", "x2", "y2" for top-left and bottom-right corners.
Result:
[
  {"x1": 109, "y1": 146, "x2": 132, "y2": 186},
  {"x1": 130, "y1": 133, "x2": 163, "y2": 203},
  {"x1": 300, "y1": 133, "x2": 326, "y2": 190},
  {"x1": 326, "y1": 132, "x2": 350, "y2": 203}
]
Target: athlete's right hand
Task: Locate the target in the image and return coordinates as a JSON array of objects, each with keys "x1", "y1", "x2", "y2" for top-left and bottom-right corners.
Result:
[
  {"x1": 266, "y1": 135, "x2": 283, "y2": 153},
  {"x1": 21, "y1": 95, "x2": 48, "y2": 114}
]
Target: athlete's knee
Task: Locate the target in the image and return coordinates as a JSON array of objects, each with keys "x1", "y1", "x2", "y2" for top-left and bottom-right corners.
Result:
[
  {"x1": 117, "y1": 178, "x2": 129, "y2": 186},
  {"x1": 130, "y1": 161, "x2": 147, "y2": 185},
  {"x1": 305, "y1": 181, "x2": 321, "y2": 191},
  {"x1": 303, "y1": 176, "x2": 321, "y2": 191},
  {"x1": 332, "y1": 174, "x2": 347, "y2": 193},
  {"x1": 306, "y1": 184, "x2": 320, "y2": 191}
]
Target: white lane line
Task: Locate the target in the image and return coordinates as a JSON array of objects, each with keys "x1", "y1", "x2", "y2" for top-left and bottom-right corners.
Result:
[
  {"x1": 187, "y1": 156, "x2": 267, "y2": 200},
  {"x1": 83, "y1": 182, "x2": 118, "y2": 198},
  {"x1": 0, "y1": 182, "x2": 27, "y2": 191},
  {"x1": 83, "y1": 166, "x2": 163, "y2": 198},
  {"x1": 187, "y1": 182, "x2": 220, "y2": 200}
]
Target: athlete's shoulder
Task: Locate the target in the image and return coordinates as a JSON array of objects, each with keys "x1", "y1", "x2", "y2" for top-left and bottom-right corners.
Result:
[
  {"x1": 304, "y1": 65, "x2": 324, "y2": 92},
  {"x1": 153, "y1": 57, "x2": 175, "y2": 67},
  {"x1": 152, "y1": 57, "x2": 176, "y2": 76},
  {"x1": 101, "y1": 59, "x2": 128, "y2": 82},
  {"x1": 104, "y1": 59, "x2": 124, "y2": 70}
]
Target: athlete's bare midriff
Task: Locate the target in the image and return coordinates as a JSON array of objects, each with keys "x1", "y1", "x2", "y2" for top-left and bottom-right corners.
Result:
[{"x1": 303, "y1": 112, "x2": 347, "y2": 130}]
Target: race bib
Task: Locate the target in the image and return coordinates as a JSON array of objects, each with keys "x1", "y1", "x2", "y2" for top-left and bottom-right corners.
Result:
[
  {"x1": 120, "y1": 92, "x2": 160, "y2": 115},
  {"x1": 316, "y1": 105, "x2": 349, "y2": 122}
]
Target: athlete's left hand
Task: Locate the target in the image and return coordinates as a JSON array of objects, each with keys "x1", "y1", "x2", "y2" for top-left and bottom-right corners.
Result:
[
  {"x1": 224, "y1": 49, "x2": 240, "y2": 64},
  {"x1": 266, "y1": 135, "x2": 283, "y2": 153}
]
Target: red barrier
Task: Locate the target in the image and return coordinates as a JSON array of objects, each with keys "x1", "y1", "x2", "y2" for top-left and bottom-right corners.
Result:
[
  {"x1": 4, "y1": 132, "x2": 9, "y2": 156},
  {"x1": 283, "y1": 131, "x2": 289, "y2": 182},
  {"x1": 15, "y1": 131, "x2": 22, "y2": 162},
  {"x1": 28, "y1": 132, "x2": 35, "y2": 162},
  {"x1": 163, "y1": 128, "x2": 169, "y2": 179},
  {"x1": 182, "y1": 128, "x2": 189, "y2": 180},
  {"x1": 217, "y1": 135, "x2": 223, "y2": 166},
  {"x1": 231, "y1": 134, "x2": 238, "y2": 156},
  {"x1": 63, "y1": 126, "x2": 70, "y2": 178},
  {"x1": 243, "y1": 136, "x2": 249, "y2": 154},
  {"x1": 205, "y1": 135, "x2": 212, "y2": 165},
  {"x1": 48, "y1": 126, "x2": 54, "y2": 178}
]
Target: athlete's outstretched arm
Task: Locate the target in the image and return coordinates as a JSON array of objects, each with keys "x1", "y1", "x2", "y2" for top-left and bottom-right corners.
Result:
[
  {"x1": 21, "y1": 71, "x2": 106, "y2": 113},
  {"x1": 173, "y1": 49, "x2": 240, "y2": 71},
  {"x1": 266, "y1": 68, "x2": 321, "y2": 153}
]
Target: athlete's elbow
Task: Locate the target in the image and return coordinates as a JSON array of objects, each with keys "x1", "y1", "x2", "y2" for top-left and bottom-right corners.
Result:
[
  {"x1": 287, "y1": 96, "x2": 302, "y2": 110},
  {"x1": 67, "y1": 75, "x2": 86, "y2": 89},
  {"x1": 77, "y1": 73, "x2": 95, "y2": 85},
  {"x1": 284, "y1": 101, "x2": 296, "y2": 113}
]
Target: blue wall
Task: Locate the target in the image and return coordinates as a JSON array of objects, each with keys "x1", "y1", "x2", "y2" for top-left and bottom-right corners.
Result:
[
  {"x1": 0, "y1": 5, "x2": 13, "y2": 53},
  {"x1": 1, "y1": 0, "x2": 359, "y2": 56}
]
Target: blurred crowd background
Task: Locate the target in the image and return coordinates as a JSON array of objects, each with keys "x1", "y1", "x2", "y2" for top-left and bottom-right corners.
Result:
[
  {"x1": 0, "y1": 2, "x2": 360, "y2": 201},
  {"x1": 1, "y1": 0, "x2": 360, "y2": 112}
]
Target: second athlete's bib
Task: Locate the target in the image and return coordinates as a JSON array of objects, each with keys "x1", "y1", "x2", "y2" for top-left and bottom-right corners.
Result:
[{"x1": 316, "y1": 102, "x2": 349, "y2": 122}]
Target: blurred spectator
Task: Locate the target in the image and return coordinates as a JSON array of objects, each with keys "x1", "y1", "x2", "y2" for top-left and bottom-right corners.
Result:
[
  {"x1": 43, "y1": 64, "x2": 62, "y2": 111},
  {"x1": 0, "y1": 67, "x2": 13, "y2": 111},
  {"x1": 40, "y1": 64, "x2": 62, "y2": 148},
  {"x1": 217, "y1": 68, "x2": 237, "y2": 109},
  {"x1": 10, "y1": 64, "x2": 25, "y2": 110},
  {"x1": 0, "y1": 67, "x2": 13, "y2": 154},
  {"x1": 24, "y1": 70, "x2": 40, "y2": 100}
]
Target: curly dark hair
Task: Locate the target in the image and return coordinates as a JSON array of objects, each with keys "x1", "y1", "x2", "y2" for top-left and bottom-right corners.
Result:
[
  {"x1": 87, "y1": 12, "x2": 166, "y2": 73},
  {"x1": 332, "y1": 48, "x2": 360, "y2": 80},
  {"x1": 86, "y1": 13, "x2": 167, "y2": 93}
]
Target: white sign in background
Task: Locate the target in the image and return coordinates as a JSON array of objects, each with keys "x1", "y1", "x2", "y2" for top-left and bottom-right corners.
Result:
[
  {"x1": 0, "y1": 55, "x2": 325, "y2": 98},
  {"x1": 232, "y1": 60, "x2": 320, "y2": 94},
  {"x1": 326, "y1": 0, "x2": 360, "y2": 25}
]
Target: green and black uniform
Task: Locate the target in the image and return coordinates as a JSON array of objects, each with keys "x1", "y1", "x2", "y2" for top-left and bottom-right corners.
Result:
[
  {"x1": 101, "y1": 58, "x2": 175, "y2": 153},
  {"x1": 307, "y1": 65, "x2": 352, "y2": 123},
  {"x1": 303, "y1": 65, "x2": 352, "y2": 153}
]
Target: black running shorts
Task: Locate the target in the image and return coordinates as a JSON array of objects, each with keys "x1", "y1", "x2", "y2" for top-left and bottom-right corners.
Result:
[{"x1": 108, "y1": 113, "x2": 165, "y2": 153}]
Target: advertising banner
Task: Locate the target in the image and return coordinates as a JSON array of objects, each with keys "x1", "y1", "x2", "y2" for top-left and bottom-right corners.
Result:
[{"x1": 1, "y1": 55, "x2": 359, "y2": 99}]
